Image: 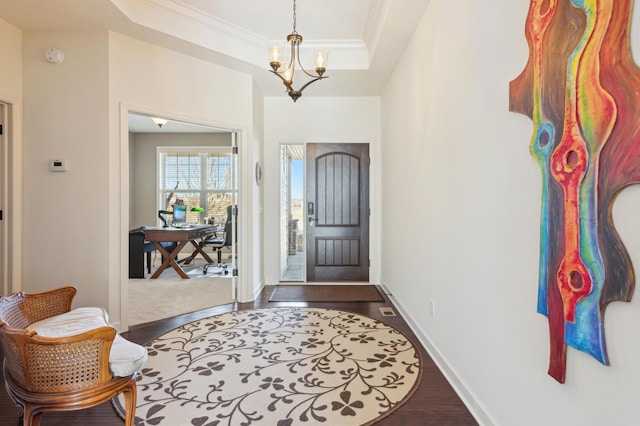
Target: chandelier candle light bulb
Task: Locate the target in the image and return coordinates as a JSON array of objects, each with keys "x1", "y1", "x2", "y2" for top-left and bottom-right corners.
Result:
[
  {"x1": 314, "y1": 51, "x2": 328, "y2": 74},
  {"x1": 269, "y1": 45, "x2": 282, "y2": 70},
  {"x1": 282, "y1": 66, "x2": 294, "y2": 84}
]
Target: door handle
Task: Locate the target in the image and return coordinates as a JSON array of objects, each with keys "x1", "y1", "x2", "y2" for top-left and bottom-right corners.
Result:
[{"x1": 307, "y1": 202, "x2": 318, "y2": 223}]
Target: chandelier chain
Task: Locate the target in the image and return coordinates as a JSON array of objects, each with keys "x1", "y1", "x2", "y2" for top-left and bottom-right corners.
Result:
[{"x1": 292, "y1": 0, "x2": 297, "y2": 33}]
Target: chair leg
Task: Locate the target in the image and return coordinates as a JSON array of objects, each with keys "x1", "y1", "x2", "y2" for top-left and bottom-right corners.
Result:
[
  {"x1": 123, "y1": 381, "x2": 137, "y2": 426},
  {"x1": 203, "y1": 248, "x2": 225, "y2": 274},
  {"x1": 146, "y1": 251, "x2": 152, "y2": 274},
  {"x1": 22, "y1": 406, "x2": 41, "y2": 426}
]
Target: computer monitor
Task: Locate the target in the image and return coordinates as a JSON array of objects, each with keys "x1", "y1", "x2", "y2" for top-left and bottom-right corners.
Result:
[{"x1": 172, "y1": 204, "x2": 187, "y2": 225}]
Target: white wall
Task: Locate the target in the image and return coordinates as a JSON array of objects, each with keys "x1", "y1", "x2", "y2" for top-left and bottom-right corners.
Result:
[
  {"x1": 251, "y1": 83, "x2": 265, "y2": 298},
  {"x1": 263, "y1": 97, "x2": 381, "y2": 285},
  {"x1": 381, "y1": 1, "x2": 640, "y2": 424},
  {"x1": 21, "y1": 31, "x2": 110, "y2": 310},
  {"x1": 0, "y1": 18, "x2": 22, "y2": 101}
]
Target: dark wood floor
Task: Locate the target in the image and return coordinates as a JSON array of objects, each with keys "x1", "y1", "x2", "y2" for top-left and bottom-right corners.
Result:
[{"x1": 0, "y1": 285, "x2": 478, "y2": 426}]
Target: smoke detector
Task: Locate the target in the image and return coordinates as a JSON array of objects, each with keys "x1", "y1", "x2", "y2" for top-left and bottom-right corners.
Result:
[{"x1": 45, "y1": 48, "x2": 64, "y2": 64}]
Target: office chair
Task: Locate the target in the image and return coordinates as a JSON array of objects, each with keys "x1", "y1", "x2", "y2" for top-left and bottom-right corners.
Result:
[
  {"x1": 226, "y1": 205, "x2": 236, "y2": 223},
  {"x1": 129, "y1": 226, "x2": 176, "y2": 278},
  {"x1": 202, "y1": 220, "x2": 233, "y2": 275}
]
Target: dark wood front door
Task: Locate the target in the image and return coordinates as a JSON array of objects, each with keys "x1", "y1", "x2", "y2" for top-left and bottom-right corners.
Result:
[{"x1": 306, "y1": 143, "x2": 369, "y2": 282}]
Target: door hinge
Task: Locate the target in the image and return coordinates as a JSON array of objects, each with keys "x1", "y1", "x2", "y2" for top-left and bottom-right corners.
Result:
[
  {"x1": 0, "y1": 124, "x2": 3, "y2": 135},
  {"x1": 233, "y1": 146, "x2": 238, "y2": 154},
  {"x1": 233, "y1": 268, "x2": 238, "y2": 277},
  {"x1": 0, "y1": 210, "x2": 3, "y2": 221}
]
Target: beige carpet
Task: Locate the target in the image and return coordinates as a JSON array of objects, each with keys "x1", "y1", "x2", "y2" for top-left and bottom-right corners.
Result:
[
  {"x1": 117, "y1": 307, "x2": 421, "y2": 425},
  {"x1": 128, "y1": 256, "x2": 235, "y2": 326}
]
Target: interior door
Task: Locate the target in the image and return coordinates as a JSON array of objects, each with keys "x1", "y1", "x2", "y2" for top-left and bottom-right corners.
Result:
[
  {"x1": 306, "y1": 143, "x2": 369, "y2": 281},
  {"x1": 230, "y1": 134, "x2": 238, "y2": 298},
  {"x1": 0, "y1": 103, "x2": 7, "y2": 295}
]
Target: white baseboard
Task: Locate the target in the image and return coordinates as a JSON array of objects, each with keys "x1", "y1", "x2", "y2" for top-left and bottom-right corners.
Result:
[
  {"x1": 380, "y1": 280, "x2": 495, "y2": 426},
  {"x1": 253, "y1": 279, "x2": 265, "y2": 301}
]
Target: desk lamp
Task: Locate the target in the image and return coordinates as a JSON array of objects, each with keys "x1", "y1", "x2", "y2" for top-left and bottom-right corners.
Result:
[{"x1": 191, "y1": 206, "x2": 204, "y2": 223}]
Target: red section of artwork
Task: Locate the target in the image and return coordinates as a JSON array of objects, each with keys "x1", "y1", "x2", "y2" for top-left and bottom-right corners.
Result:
[
  {"x1": 547, "y1": 275, "x2": 567, "y2": 383},
  {"x1": 550, "y1": 123, "x2": 592, "y2": 323}
]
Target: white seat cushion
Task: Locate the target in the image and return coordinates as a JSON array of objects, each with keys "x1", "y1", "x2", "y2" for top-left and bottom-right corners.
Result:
[
  {"x1": 27, "y1": 307, "x2": 147, "y2": 377},
  {"x1": 109, "y1": 334, "x2": 148, "y2": 377}
]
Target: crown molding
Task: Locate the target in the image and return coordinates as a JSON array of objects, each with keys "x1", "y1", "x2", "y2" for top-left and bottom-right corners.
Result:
[
  {"x1": 110, "y1": 0, "x2": 266, "y2": 67},
  {"x1": 363, "y1": 0, "x2": 392, "y2": 62},
  {"x1": 110, "y1": 0, "x2": 371, "y2": 70}
]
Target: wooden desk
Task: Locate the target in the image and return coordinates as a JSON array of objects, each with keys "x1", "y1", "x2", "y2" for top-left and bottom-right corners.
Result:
[{"x1": 143, "y1": 225, "x2": 216, "y2": 279}]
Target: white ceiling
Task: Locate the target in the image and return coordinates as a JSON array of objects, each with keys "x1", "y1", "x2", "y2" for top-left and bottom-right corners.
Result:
[{"x1": 0, "y1": 0, "x2": 431, "y2": 130}]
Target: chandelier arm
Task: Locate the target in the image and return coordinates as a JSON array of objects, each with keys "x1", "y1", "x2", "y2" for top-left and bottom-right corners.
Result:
[
  {"x1": 294, "y1": 41, "x2": 323, "y2": 78},
  {"x1": 284, "y1": 37, "x2": 297, "y2": 79},
  {"x1": 296, "y1": 76, "x2": 328, "y2": 94}
]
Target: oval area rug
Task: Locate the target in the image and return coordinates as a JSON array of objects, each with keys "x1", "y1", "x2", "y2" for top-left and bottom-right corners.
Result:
[{"x1": 124, "y1": 307, "x2": 422, "y2": 425}]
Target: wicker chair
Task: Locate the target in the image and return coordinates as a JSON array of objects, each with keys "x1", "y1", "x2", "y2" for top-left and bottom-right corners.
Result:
[{"x1": 0, "y1": 286, "x2": 143, "y2": 426}]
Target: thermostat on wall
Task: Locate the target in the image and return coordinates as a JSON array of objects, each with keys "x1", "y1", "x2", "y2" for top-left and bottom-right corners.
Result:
[{"x1": 49, "y1": 159, "x2": 68, "y2": 172}]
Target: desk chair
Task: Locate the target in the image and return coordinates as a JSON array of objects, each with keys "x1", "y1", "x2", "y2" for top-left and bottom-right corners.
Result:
[
  {"x1": 129, "y1": 227, "x2": 175, "y2": 278},
  {"x1": 225, "y1": 205, "x2": 235, "y2": 223},
  {"x1": 224, "y1": 204, "x2": 238, "y2": 262},
  {"x1": 202, "y1": 220, "x2": 233, "y2": 275}
]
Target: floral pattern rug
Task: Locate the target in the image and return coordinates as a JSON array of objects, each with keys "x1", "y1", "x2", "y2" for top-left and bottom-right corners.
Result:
[{"x1": 125, "y1": 307, "x2": 422, "y2": 425}]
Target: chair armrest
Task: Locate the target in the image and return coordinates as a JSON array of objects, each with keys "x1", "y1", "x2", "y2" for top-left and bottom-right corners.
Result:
[
  {"x1": 1, "y1": 324, "x2": 116, "y2": 393},
  {"x1": 0, "y1": 286, "x2": 76, "y2": 329}
]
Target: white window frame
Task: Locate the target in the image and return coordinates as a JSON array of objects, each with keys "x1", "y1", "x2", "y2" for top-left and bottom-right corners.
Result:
[{"x1": 157, "y1": 146, "x2": 234, "y2": 223}]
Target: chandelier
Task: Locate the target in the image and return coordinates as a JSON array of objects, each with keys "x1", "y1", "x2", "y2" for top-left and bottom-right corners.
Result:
[{"x1": 269, "y1": 0, "x2": 328, "y2": 102}]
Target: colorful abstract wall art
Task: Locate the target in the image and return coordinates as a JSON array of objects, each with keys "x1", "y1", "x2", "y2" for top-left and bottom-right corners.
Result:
[{"x1": 509, "y1": 0, "x2": 640, "y2": 383}]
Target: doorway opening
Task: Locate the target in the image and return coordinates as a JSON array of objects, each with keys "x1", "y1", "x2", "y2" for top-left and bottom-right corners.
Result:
[
  {"x1": 280, "y1": 143, "x2": 370, "y2": 283},
  {"x1": 280, "y1": 144, "x2": 305, "y2": 281},
  {"x1": 127, "y1": 112, "x2": 239, "y2": 325}
]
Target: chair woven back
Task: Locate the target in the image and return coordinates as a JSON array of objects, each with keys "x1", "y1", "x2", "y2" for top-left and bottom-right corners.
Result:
[{"x1": 0, "y1": 286, "x2": 76, "y2": 328}]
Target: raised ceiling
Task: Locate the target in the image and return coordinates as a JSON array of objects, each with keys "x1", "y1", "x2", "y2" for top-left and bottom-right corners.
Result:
[{"x1": 0, "y1": 0, "x2": 431, "y2": 98}]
